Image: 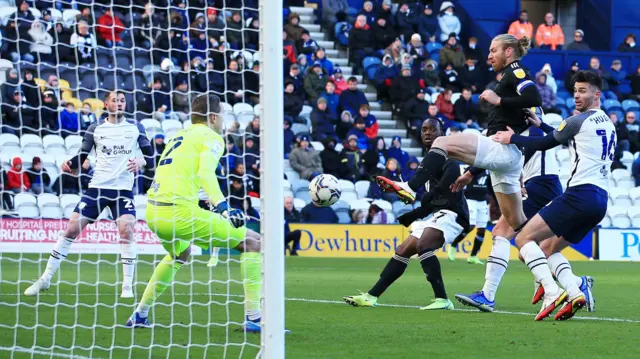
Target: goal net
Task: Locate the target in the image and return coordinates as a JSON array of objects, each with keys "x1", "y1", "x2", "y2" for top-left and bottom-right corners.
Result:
[{"x1": 0, "y1": 0, "x2": 284, "y2": 358}]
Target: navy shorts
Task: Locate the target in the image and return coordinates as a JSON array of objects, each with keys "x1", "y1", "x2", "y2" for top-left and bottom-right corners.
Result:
[
  {"x1": 538, "y1": 184, "x2": 608, "y2": 244},
  {"x1": 523, "y1": 175, "x2": 563, "y2": 219},
  {"x1": 73, "y1": 188, "x2": 136, "y2": 220}
]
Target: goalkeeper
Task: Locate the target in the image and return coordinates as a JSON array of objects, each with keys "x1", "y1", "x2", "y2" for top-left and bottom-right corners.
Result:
[{"x1": 126, "y1": 94, "x2": 263, "y2": 333}]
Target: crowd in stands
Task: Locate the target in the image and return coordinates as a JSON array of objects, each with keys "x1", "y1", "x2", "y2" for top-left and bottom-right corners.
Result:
[{"x1": 4, "y1": 1, "x2": 640, "y2": 230}]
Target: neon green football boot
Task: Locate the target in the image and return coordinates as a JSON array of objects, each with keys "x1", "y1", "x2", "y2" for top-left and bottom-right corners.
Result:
[
  {"x1": 467, "y1": 256, "x2": 484, "y2": 265},
  {"x1": 447, "y1": 245, "x2": 456, "y2": 262},
  {"x1": 344, "y1": 291, "x2": 378, "y2": 307},
  {"x1": 420, "y1": 298, "x2": 455, "y2": 310}
]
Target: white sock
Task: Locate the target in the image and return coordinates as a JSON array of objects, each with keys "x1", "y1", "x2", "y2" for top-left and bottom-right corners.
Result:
[
  {"x1": 41, "y1": 236, "x2": 74, "y2": 282},
  {"x1": 120, "y1": 240, "x2": 137, "y2": 287},
  {"x1": 211, "y1": 247, "x2": 220, "y2": 258},
  {"x1": 547, "y1": 252, "x2": 582, "y2": 299},
  {"x1": 247, "y1": 310, "x2": 261, "y2": 322},
  {"x1": 520, "y1": 242, "x2": 560, "y2": 295},
  {"x1": 136, "y1": 303, "x2": 150, "y2": 318},
  {"x1": 482, "y1": 236, "x2": 510, "y2": 301}
]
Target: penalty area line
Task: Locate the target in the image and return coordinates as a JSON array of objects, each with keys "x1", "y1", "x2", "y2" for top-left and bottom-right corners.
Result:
[{"x1": 0, "y1": 346, "x2": 99, "y2": 359}]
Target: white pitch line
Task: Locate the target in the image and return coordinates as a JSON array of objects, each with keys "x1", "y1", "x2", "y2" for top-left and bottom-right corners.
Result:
[
  {"x1": 0, "y1": 346, "x2": 99, "y2": 359},
  {"x1": 4, "y1": 292, "x2": 640, "y2": 324}
]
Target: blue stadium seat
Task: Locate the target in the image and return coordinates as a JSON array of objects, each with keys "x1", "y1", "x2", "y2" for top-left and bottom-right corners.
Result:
[
  {"x1": 363, "y1": 56, "x2": 381, "y2": 80},
  {"x1": 337, "y1": 212, "x2": 351, "y2": 224},
  {"x1": 603, "y1": 99, "x2": 622, "y2": 112},
  {"x1": 292, "y1": 179, "x2": 310, "y2": 196},
  {"x1": 471, "y1": 93, "x2": 480, "y2": 104},
  {"x1": 622, "y1": 99, "x2": 640, "y2": 112},
  {"x1": 80, "y1": 73, "x2": 98, "y2": 96},
  {"x1": 133, "y1": 50, "x2": 151, "y2": 69},
  {"x1": 565, "y1": 97, "x2": 575, "y2": 110}
]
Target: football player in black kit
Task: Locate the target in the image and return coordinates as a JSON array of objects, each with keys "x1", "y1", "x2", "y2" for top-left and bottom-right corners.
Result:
[{"x1": 343, "y1": 118, "x2": 470, "y2": 310}]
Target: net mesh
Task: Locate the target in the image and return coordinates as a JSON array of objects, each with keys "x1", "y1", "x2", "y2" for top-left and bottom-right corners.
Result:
[{"x1": 0, "y1": 1, "x2": 268, "y2": 357}]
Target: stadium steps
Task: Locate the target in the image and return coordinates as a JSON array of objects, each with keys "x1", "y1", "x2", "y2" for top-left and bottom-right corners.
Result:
[
  {"x1": 332, "y1": 58, "x2": 349, "y2": 67},
  {"x1": 309, "y1": 32, "x2": 325, "y2": 40},
  {"x1": 290, "y1": 6, "x2": 314, "y2": 16},
  {"x1": 378, "y1": 120, "x2": 396, "y2": 129},
  {"x1": 302, "y1": 24, "x2": 321, "y2": 33},
  {"x1": 378, "y1": 129, "x2": 406, "y2": 138}
]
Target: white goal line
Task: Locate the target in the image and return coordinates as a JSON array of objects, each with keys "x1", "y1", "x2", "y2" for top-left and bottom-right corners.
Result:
[
  {"x1": 0, "y1": 346, "x2": 98, "y2": 359},
  {"x1": 4, "y1": 292, "x2": 640, "y2": 324}
]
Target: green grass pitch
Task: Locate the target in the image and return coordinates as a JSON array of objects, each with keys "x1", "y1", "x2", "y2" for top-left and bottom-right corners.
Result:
[{"x1": 0, "y1": 254, "x2": 638, "y2": 358}]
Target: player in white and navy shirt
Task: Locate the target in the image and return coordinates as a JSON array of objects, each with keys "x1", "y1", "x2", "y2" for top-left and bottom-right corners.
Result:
[
  {"x1": 492, "y1": 71, "x2": 612, "y2": 321},
  {"x1": 25, "y1": 91, "x2": 155, "y2": 299}
]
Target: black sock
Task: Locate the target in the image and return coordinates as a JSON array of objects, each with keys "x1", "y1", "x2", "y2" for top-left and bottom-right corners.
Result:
[
  {"x1": 418, "y1": 249, "x2": 447, "y2": 299},
  {"x1": 470, "y1": 235, "x2": 484, "y2": 256},
  {"x1": 450, "y1": 233, "x2": 466, "y2": 247},
  {"x1": 368, "y1": 254, "x2": 409, "y2": 297},
  {"x1": 407, "y1": 147, "x2": 448, "y2": 192}
]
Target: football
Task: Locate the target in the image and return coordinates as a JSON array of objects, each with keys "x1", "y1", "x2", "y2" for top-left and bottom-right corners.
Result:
[{"x1": 309, "y1": 174, "x2": 342, "y2": 207}]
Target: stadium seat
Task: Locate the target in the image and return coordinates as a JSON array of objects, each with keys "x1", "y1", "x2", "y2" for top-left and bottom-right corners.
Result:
[
  {"x1": 610, "y1": 188, "x2": 632, "y2": 207},
  {"x1": 338, "y1": 179, "x2": 356, "y2": 193},
  {"x1": 0, "y1": 133, "x2": 21, "y2": 154},
  {"x1": 612, "y1": 168, "x2": 631, "y2": 182},
  {"x1": 236, "y1": 113, "x2": 254, "y2": 128},
  {"x1": 292, "y1": 179, "x2": 310, "y2": 196},
  {"x1": 451, "y1": 92, "x2": 461, "y2": 104},
  {"x1": 372, "y1": 199, "x2": 392, "y2": 212},
  {"x1": 15, "y1": 193, "x2": 39, "y2": 219},
  {"x1": 233, "y1": 102, "x2": 254, "y2": 116},
  {"x1": 335, "y1": 143, "x2": 343, "y2": 152},
  {"x1": 622, "y1": 151, "x2": 634, "y2": 169},
  {"x1": 617, "y1": 177, "x2": 635, "y2": 189},
  {"x1": 249, "y1": 197, "x2": 260, "y2": 209},
  {"x1": 38, "y1": 193, "x2": 63, "y2": 219},
  {"x1": 253, "y1": 104, "x2": 260, "y2": 116},
  {"x1": 350, "y1": 199, "x2": 371, "y2": 211},
  {"x1": 141, "y1": 119, "x2": 162, "y2": 136},
  {"x1": 565, "y1": 98, "x2": 575, "y2": 110},
  {"x1": 628, "y1": 207, "x2": 640, "y2": 227},
  {"x1": 134, "y1": 195, "x2": 148, "y2": 210},
  {"x1": 293, "y1": 198, "x2": 306, "y2": 211},
  {"x1": 283, "y1": 179, "x2": 292, "y2": 190},
  {"x1": 300, "y1": 105, "x2": 313, "y2": 119},
  {"x1": 291, "y1": 123, "x2": 309, "y2": 135},
  {"x1": 284, "y1": 189, "x2": 294, "y2": 199},
  {"x1": 337, "y1": 212, "x2": 351, "y2": 224},
  {"x1": 161, "y1": 120, "x2": 182, "y2": 138},
  {"x1": 220, "y1": 102, "x2": 233, "y2": 113},
  {"x1": 630, "y1": 187, "x2": 640, "y2": 205},
  {"x1": 599, "y1": 215, "x2": 612, "y2": 228},
  {"x1": 60, "y1": 194, "x2": 80, "y2": 219},
  {"x1": 221, "y1": 113, "x2": 238, "y2": 130},
  {"x1": 20, "y1": 134, "x2": 44, "y2": 155},
  {"x1": 622, "y1": 99, "x2": 640, "y2": 112},
  {"x1": 42, "y1": 135, "x2": 67, "y2": 155},
  {"x1": 392, "y1": 201, "x2": 412, "y2": 216},
  {"x1": 65, "y1": 135, "x2": 83, "y2": 154},
  {"x1": 340, "y1": 191, "x2": 358, "y2": 203},
  {"x1": 331, "y1": 200, "x2": 350, "y2": 214},
  {"x1": 386, "y1": 212, "x2": 396, "y2": 224},
  {"x1": 603, "y1": 99, "x2": 622, "y2": 112},
  {"x1": 354, "y1": 180, "x2": 370, "y2": 199},
  {"x1": 608, "y1": 205, "x2": 631, "y2": 228},
  {"x1": 542, "y1": 113, "x2": 563, "y2": 128},
  {"x1": 284, "y1": 169, "x2": 300, "y2": 182},
  {"x1": 310, "y1": 141, "x2": 324, "y2": 151},
  {"x1": 296, "y1": 190, "x2": 311, "y2": 203}
]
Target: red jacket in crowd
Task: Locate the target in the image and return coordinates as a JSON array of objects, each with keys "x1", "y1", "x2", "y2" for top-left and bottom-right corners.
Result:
[
  {"x1": 435, "y1": 93, "x2": 455, "y2": 120},
  {"x1": 96, "y1": 12, "x2": 126, "y2": 43},
  {"x1": 7, "y1": 157, "x2": 30, "y2": 191}
]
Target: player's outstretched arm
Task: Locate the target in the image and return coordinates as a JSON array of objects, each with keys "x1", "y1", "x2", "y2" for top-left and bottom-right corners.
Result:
[{"x1": 136, "y1": 122, "x2": 156, "y2": 169}]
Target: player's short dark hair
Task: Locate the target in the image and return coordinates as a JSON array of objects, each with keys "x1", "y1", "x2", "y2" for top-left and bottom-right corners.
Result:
[
  {"x1": 423, "y1": 117, "x2": 444, "y2": 133},
  {"x1": 572, "y1": 70, "x2": 603, "y2": 91},
  {"x1": 191, "y1": 93, "x2": 221, "y2": 123},
  {"x1": 462, "y1": 87, "x2": 472, "y2": 93},
  {"x1": 104, "y1": 90, "x2": 124, "y2": 101},
  {"x1": 347, "y1": 76, "x2": 358, "y2": 82},
  {"x1": 520, "y1": 9, "x2": 528, "y2": 14}
]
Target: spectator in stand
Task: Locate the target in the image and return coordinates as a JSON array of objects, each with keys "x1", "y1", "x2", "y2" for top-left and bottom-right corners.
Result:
[
  {"x1": 387, "y1": 136, "x2": 409, "y2": 170},
  {"x1": 26, "y1": 157, "x2": 51, "y2": 195},
  {"x1": 172, "y1": 78, "x2": 190, "y2": 121},
  {"x1": 49, "y1": 21, "x2": 72, "y2": 63},
  {"x1": 422, "y1": 60, "x2": 443, "y2": 95},
  {"x1": 301, "y1": 201, "x2": 338, "y2": 224},
  {"x1": 282, "y1": 31, "x2": 297, "y2": 65},
  {"x1": 460, "y1": 57, "x2": 483, "y2": 93},
  {"x1": 438, "y1": 2, "x2": 461, "y2": 42},
  {"x1": 349, "y1": 14, "x2": 377, "y2": 71},
  {"x1": 227, "y1": 177, "x2": 245, "y2": 210},
  {"x1": 59, "y1": 102, "x2": 80, "y2": 138},
  {"x1": 245, "y1": 17, "x2": 260, "y2": 50},
  {"x1": 402, "y1": 156, "x2": 420, "y2": 182},
  {"x1": 320, "y1": 81, "x2": 340, "y2": 116},
  {"x1": 243, "y1": 135, "x2": 261, "y2": 177},
  {"x1": 610, "y1": 59, "x2": 632, "y2": 100},
  {"x1": 633, "y1": 156, "x2": 640, "y2": 186},
  {"x1": 396, "y1": 3, "x2": 418, "y2": 43},
  {"x1": 336, "y1": 110, "x2": 354, "y2": 140},
  {"x1": 347, "y1": 117, "x2": 370, "y2": 150},
  {"x1": 373, "y1": 16, "x2": 396, "y2": 50},
  {"x1": 96, "y1": 7, "x2": 125, "y2": 48},
  {"x1": 4, "y1": 89, "x2": 37, "y2": 136},
  {"x1": 535, "y1": 72, "x2": 561, "y2": 115},
  {"x1": 464, "y1": 37, "x2": 483, "y2": 63},
  {"x1": 320, "y1": 137, "x2": 341, "y2": 178},
  {"x1": 368, "y1": 158, "x2": 401, "y2": 203},
  {"x1": 440, "y1": 33, "x2": 465, "y2": 68},
  {"x1": 311, "y1": 97, "x2": 338, "y2": 141},
  {"x1": 427, "y1": 103, "x2": 445, "y2": 123},
  {"x1": 440, "y1": 62, "x2": 462, "y2": 93},
  {"x1": 629, "y1": 65, "x2": 640, "y2": 102},
  {"x1": 390, "y1": 65, "x2": 420, "y2": 118},
  {"x1": 454, "y1": 87, "x2": 481, "y2": 129},
  {"x1": 610, "y1": 112, "x2": 630, "y2": 153},
  {"x1": 289, "y1": 135, "x2": 323, "y2": 181},
  {"x1": 538, "y1": 63, "x2": 558, "y2": 93},
  {"x1": 70, "y1": 20, "x2": 96, "y2": 64},
  {"x1": 79, "y1": 103, "x2": 97, "y2": 133},
  {"x1": 225, "y1": 11, "x2": 245, "y2": 49},
  {"x1": 28, "y1": 20, "x2": 54, "y2": 63},
  {"x1": 564, "y1": 61, "x2": 580, "y2": 93},
  {"x1": 7, "y1": 157, "x2": 30, "y2": 193},
  {"x1": 304, "y1": 62, "x2": 329, "y2": 104},
  {"x1": 587, "y1": 56, "x2": 613, "y2": 97},
  {"x1": 296, "y1": 30, "x2": 318, "y2": 60},
  {"x1": 625, "y1": 111, "x2": 640, "y2": 153},
  {"x1": 617, "y1": 33, "x2": 640, "y2": 53},
  {"x1": 508, "y1": 10, "x2": 533, "y2": 40},
  {"x1": 359, "y1": 1, "x2": 378, "y2": 25},
  {"x1": 284, "y1": 13, "x2": 305, "y2": 42},
  {"x1": 284, "y1": 196, "x2": 302, "y2": 223},
  {"x1": 333, "y1": 11, "x2": 352, "y2": 47},
  {"x1": 75, "y1": 6, "x2": 93, "y2": 27},
  {"x1": 285, "y1": 63, "x2": 305, "y2": 98},
  {"x1": 418, "y1": 4, "x2": 438, "y2": 41},
  {"x1": 0, "y1": 165, "x2": 14, "y2": 210},
  {"x1": 314, "y1": 47, "x2": 335, "y2": 76},
  {"x1": 15, "y1": 1, "x2": 35, "y2": 35},
  {"x1": 205, "y1": 7, "x2": 224, "y2": 41},
  {"x1": 190, "y1": 30, "x2": 208, "y2": 61},
  {"x1": 403, "y1": 88, "x2": 431, "y2": 138},
  {"x1": 435, "y1": 89, "x2": 456, "y2": 129},
  {"x1": 245, "y1": 116, "x2": 261, "y2": 148},
  {"x1": 22, "y1": 70, "x2": 41, "y2": 107},
  {"x1": 1, "y1": 68, "x2": 19, "y2": 102},
  {"x1": 283, "y1": 118, "x2": 295, "y2": 159},
  {"x1": 234, "y1": 163, "x2": 258, "y2": 197},
  {"x1": 297, "y1": 54, "x2": 309, "y2": 74},
  {"x1": 338, "y1": 134, "x2": 367, "y2": 182},
  {"x1": 564, "y1": 29, "x2": 591, "y2": 51},
  {"x1": 331, "y1": 68, "x2": 348, "y2": 94},
  {"x1": 135, "y1": 3, "x2": 163, "y2": 49},
  {"x1": 535, "y1": 13, "x2": 564, "y2": 50},
  {"x1": 225, "y1": 60, "x2": 245, "y2": 105},
  {"x1": 45, "y1": 75, "x2": 63, "y2": 106},
  {"x1": 374, "y1": 54, "x2": 399, "y2": 101},
  {"x1": 384, "y1": 38, "x2": 406, "y2": 65},
  {"x1": 284, "y1": 80, "x2": 304, "y2": 121},
  {"x1": 340, "y1": 77, "x2": 368, "y2": 116},
  {"x1": 406, "y1": 33, "x2": 428, "y2": 74},
  {"x1": 151, "y1": 77, "x2": 171, "y2": 121},
  {"x1": 358, "y1": 104, "x2": 378, "y2": 139},
  {"x1": 40, "y1": 90, "x2": 59, "y2": 136},
  {"x1": 364, "y1": 136, "x2": 388, "y2": 176},
  {"x1": 378, "y1": 0, "x2": 396, "y2": 27}
]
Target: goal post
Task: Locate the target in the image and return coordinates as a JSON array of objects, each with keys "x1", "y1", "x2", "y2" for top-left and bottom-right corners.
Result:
[{"x1": 259, "y1": 0, "x2": 286, "y2": 357}]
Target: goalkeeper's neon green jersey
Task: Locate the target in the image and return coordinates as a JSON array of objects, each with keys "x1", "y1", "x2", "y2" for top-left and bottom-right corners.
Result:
[{"x1": 148, "y1": 123, "x2": 225, "y2": 206}]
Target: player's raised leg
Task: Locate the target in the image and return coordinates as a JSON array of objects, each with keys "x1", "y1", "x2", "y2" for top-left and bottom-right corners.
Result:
[
  {"x1": 24, "y1": 212, "x2": 91, "y2": 296},
  {"x1": 344, "y1": 237, "x2": 416, "y2": 307}
]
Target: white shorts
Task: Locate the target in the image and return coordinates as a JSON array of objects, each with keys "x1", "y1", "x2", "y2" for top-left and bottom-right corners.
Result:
[
  {"x1": 410, "y1": 210, "x2": 464, "y2": 244},
  {"x1": 467, "y1": 199, "x2": 489, "y2": 228},
  {"x1": 473, "y1": 135, "x2": 524, "y2": 194}
]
